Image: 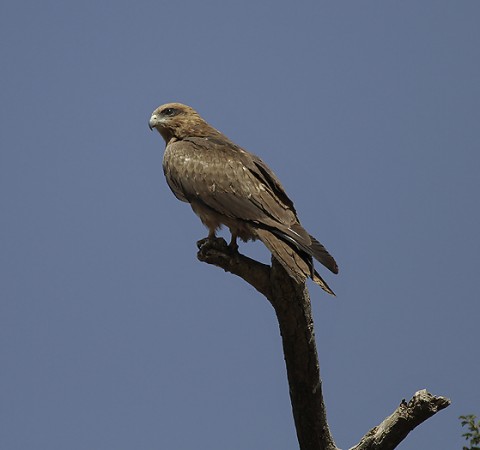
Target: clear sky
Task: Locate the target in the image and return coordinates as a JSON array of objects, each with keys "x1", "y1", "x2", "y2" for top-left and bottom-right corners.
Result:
[{"x1": 1, "y1": 1, "x2": 479, "y2": 449}]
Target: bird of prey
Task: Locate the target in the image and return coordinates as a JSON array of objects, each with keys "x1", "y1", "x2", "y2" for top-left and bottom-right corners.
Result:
[{"x1": 149, "y1": 103, "x2": 338, "y2": 295}]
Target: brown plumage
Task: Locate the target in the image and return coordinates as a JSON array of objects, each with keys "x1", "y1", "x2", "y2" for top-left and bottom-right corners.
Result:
[{"x1": 149, "y1": 103, "x2": 338, "y2": 295}]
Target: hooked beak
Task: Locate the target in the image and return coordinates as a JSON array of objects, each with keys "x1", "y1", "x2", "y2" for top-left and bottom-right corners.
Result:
[{"x1": 148, "y1": 114, "x2": 158, "y2": 131}]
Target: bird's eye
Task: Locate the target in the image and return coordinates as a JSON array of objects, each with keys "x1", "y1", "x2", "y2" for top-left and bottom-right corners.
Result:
[{"x1": 162, "y1": 107, "x2": 176, "y2": 116}]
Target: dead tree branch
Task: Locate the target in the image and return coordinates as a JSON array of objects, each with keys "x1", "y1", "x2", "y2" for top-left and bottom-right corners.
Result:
[
  {"x1": 196, "y1": 238, "x2": 450, "y2": 450},
  {"x1": 350, "y1": 389, "x2": 451, "y2": 450}
]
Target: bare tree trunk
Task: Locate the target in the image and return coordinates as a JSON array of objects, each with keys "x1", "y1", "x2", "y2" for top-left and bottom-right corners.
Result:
[
  {"x1": 270, "y1": 258, "x2": 338, "y2": 450},
  {"x1": 196, "y1": 237, "x2": 450, "y2": 450}
]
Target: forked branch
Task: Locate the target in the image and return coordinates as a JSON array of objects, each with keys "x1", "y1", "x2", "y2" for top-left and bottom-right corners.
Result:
[{"x1": 196, "y1": 238, "x2": 450, "y2": 450}]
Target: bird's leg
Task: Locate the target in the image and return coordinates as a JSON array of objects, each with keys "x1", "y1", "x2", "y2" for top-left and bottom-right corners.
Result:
[
  {"x1": 229, "y1": 232, "x2": 239, "y2": 253},
  {"x1": 208, "y1": 228, "x2": 216, "y2": 241}
]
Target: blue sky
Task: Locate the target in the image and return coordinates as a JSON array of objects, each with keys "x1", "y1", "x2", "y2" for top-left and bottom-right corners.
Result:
[{"x1": 1, "y1": 1, "x2": 479, "y2": 449}]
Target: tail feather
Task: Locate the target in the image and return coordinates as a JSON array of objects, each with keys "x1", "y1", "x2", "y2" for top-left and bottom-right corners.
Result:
[
  {"x1": 312, "y1": 269, "x2": 336, "y2": 296},
  {"x1": 255, "y1": 228, "x2": 335, "y2": 296},
  {"x1": 270, "y1": 223, "x2": 339, "y2": 275}
]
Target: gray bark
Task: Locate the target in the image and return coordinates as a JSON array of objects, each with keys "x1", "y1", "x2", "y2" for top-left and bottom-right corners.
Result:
[
  {"x1": 196, "y1": 237, "x2": 450, "y2": 450},
  {"x1": 349, "y1": 389, "x2": 451, "y2": 450}
]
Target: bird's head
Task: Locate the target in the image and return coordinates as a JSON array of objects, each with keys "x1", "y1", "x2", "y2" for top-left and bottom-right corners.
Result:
[{"x1": 149, "y1": 102, "x2": 212, "y2": 143}]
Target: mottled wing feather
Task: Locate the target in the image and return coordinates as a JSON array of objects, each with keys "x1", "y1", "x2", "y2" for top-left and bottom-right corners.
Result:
[
  {"x1": 163, "y1": 135, "x2": 338, "y2": 276},
  {"x1": 165, "y1": 137, "x2": 296, "y2": 226}
]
